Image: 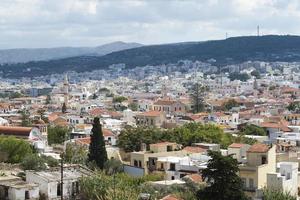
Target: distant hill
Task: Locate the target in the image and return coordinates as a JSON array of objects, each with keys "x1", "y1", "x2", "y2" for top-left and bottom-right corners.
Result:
[
  {"x1": 0, "y1": 41, "x2": 142, "y2": 64},
  {"x1": 2, "y1": 35, "x2": 300, "y2": 78}
]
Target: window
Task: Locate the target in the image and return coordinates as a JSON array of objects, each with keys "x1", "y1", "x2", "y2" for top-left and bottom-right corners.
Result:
[
  {"x1": 171, "y1": 176, "x2": 175, "y2": 180},
  {"x1": 241, "y1": 178, "x2": 246, "y2": 189},
  {"x1": 160, "y1": 163, "x2": 164, "y2": 170},
  {"x1": 134, "y1": 160, "x2": 138, "y2": 167},
  {"x1": 261, "y1": 155, "x2": 267, "y2": 164},
  {"x1": 139, "y1": 161, "x2": 142, "y2": 167},
  {"x1": 57, "y1": 183, "x2": 62, "y2": 196},
  {"x1": 287, "y1": 173, "x2": 291, "y2": 180},
  {"x1": 169, "y1": 163, "x2": 176, "y2": 171},
  {"x1": 151, "y1": 159, "x2": 155, "y2": 165},
  {"x1": 249, "y1": 178, "x2": 254, "y2": 189},
  {"x1": 25, "y1": 191, "x2": 30, "y2": 199}
]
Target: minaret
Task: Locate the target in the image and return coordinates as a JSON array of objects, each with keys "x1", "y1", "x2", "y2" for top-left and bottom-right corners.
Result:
[{"x1": 63, "y1": 74, "x2": 69, "y2": 107}]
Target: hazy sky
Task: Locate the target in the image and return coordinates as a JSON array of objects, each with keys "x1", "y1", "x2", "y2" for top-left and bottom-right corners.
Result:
[{"x1": 1, "y1": 0, "x2": 300, "y2": 49}]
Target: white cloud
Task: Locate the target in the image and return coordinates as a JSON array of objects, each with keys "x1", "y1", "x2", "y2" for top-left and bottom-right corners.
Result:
[{"x1": 0, "y1": 0, "x2": 299, "y2": 48}]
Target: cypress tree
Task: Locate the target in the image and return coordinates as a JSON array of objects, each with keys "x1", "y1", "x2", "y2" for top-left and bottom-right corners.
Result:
[
  {"x1": 197, "y1": 151, "x2": 249, "y2": 200},
  {"x1": 88, "y1": 117, "x2": 108, "y2": 169},
  {"x1": 62, "y1": 102, "x2": 67, "y2": 113}
]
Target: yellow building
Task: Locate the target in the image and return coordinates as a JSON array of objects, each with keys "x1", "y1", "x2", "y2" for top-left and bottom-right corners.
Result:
[
  {"x1": 239, "y1": 143, "x2": 276, "y2": 198},
  {"x1": 130, "y1": 142, "x2": 187, "y2": 174}
]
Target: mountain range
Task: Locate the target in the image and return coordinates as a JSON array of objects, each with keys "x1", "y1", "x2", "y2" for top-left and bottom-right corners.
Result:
[
  {"x1": 0, "y1": 41, "x2": 142, "y2": 64},
  {"x1": 2, "y1": 35, "x2": 300, "y2": 78}
]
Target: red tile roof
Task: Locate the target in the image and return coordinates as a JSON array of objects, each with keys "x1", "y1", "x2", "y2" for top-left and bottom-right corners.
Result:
[
  {"x1": 228, "y1": 143, "x2": 245, "y2": 148},
  {"x1": 137, "y1": 111, "x2": 162, "y2": 117},
  {"x1": 247, "y1": 143, "x2": 270, "y2": 153},
  {"x1": 183, "y1": 146, "x2": 206, "y2": 153},
  {"x1": 103, "y1": 129, "x2": 114, "y2": 137},
  {"x1": 184, "y1": 174, "x2": 203, "y2": 183},
  {"x1": 0, "y1": 126, "x2": 32, "y2": 137},
  {"x1": 74, "y1": 129, "x2": 114, "y2": 145}
]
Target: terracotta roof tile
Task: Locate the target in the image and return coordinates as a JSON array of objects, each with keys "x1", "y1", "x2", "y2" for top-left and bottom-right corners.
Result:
[
  {"x1": 228, "y1": 143, "x2": 245, "y2": 148},
  {"x1": 0, "y1": 126, "x2": 32, "y2": 137},
  {"x1": 247, "y1": 143, "x2": 270, "y2": 153},
  {"x1": 183, "y1": 146, "x2": 206, "y2": 153},
  {"x1": 137, "y1": 111, "x2": 162, "y2": 117},
  {"x1": 184, "y1": 174, "x2": 203, "y2": 183}
]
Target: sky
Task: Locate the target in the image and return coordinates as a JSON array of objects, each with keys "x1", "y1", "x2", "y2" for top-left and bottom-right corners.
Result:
[{"x1": 1, "y1": 0, "x2": 300, "y2": 49}]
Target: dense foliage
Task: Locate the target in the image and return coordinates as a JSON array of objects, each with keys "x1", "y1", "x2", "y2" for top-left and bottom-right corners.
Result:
[
  {"x1": 287, "y1": 102, "x2": 300, "y2": 113},
  {"x1": 62, "y1": 102, "x2": 67, "y2": 113},
  {"x1": 229, "y1": 72, "x2": 250, "y2": 82},
  {"x1": 79, "y1": 172, "x2": 173, "y2": 200},
  {"x1": 117, "y1": 123, "x2": 255, "y2": 152},
  {"x1": 240, "y1": 124, "x2": 267, "y2": 136},
  {"x1": 64, "y1": 143, "x2": 88, "y2": 164},
  {"x1": 88, "y1": 117, "x2": 108, "y2": 169},
  {"x1": 113, "y1": 96, "x2": 128, "y2": 103},
  {"x1": 20, "y1": 109, "x2": 32, "y2": 127},
  {"x1": 47, "y1": 125, "x2": 69, "y2": 145},
  {"x1": 4, "y1": 35, "x2": 300, "y2": 78},
  {"x1": 222, "y1": 99, "x2": 239, "y2": 111},
  {"x1": 250, "y1": 70, "x2": 261, "y2": 79},
  {"x1": 0, "y1": 136, "x2": 33, "y2": 163},
  {"x1": 262, "y1": 189, "x2": 297, "y2": 200},
  {"x1": 197, "y1": 151, "x2": 249, "y2": 200},
  {"x1": 21, "y1": 154, "x2": 58, "y2": 170}
]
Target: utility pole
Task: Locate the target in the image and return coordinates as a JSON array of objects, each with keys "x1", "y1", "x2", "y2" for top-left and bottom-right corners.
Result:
[{"x1": 61, "y1": 153, "x2": 64, "y2": 200}]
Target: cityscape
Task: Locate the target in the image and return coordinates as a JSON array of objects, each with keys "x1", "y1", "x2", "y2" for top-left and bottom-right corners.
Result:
[{"x1": 1, "y1": 1, "x2": 300, "y2": 200}]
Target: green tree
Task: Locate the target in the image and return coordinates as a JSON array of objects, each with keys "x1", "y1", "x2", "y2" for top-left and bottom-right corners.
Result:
[
  {"x1": 262, "y1": 189, "x2": 297, "y2": 200},
  {"x1": 104, "y1": 159, "x2": 124, "y2": 175},
  {"x1": 118, "y1": 123, "x2": 252, "y2": 152},
  {"x1": 250, "y1": 70, "x2": 261, "y2": 79},
  {"x1": 113, "y1": 96, "x2": 127, "y2": 103},
  {"x1": 62, "y1": 102, "x2": 67, "y2": 113},
  {"x1": 9, "y1": 92, "x2": 23, "y2": 99},
  {"x1": 64, "y1": 143, "x2": 88, "y2": 164},
  {"x1": 287, "y1": 102, "x2": 300, "y2": 113},
  {"x1": 229, "y1": 72, "x2": 250, "y2": 82},
  {"x1": 45, "y1": 95, "x2": 51, "y2": 104},
  {"x1": 190, "y1": 83, "x2": 207, "y2": 113},
  {"x1": 79, "y1": 172, "x2": 164, "y2": 200},
  {"x1": 128, "y1": 102, "x2": 138, "y2": 111},
  {"x1": 0, "y1": 136, "x2": 33, "y2": 163},
  {"x1": 21, "y1": 154, "x2": 47, "y2": 171},
  {"x1": 47, "y1": 125, "x2": 69, "y2": 145},
  {"x1": 222, "y1": 99, "x2": 239, "y2": 111},
  {"x1": 197, "y1": 151, "x2": 249, "y2": 200},
  {"x1": 92, "y1": 93, "x2": 98, "y2": 99},
  {"x1": 20, "y1": 109, "x2": 32, "y2": 127},
  {"x1": 241, "y1": 124, "x2": 267, "y2": 136},
  {"x1": 88, "y1": 117, "x2": 108, "y2": 169}
]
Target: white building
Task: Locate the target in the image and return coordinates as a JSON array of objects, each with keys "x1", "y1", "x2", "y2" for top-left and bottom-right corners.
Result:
[
  {"x1": 267, "y1": 162, "x2": 298, "y2": 196},
  {"x1": 26, "y1": 165, "x2": 92, "y2": 200},
  {"x1": 0, "y1": 173, "x2": 39, "y2": 200}
]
